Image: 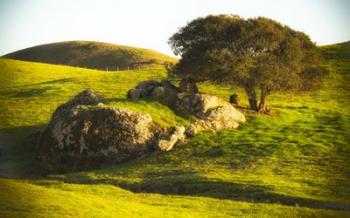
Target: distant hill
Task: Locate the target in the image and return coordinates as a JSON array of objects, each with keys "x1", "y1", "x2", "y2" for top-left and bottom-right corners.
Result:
[
  {"x1": 2, "y1": 41, "x2": 177, "y2": 70},
  {"x1": 319, "y1": 41, "x2": 350, "y2": 60}
]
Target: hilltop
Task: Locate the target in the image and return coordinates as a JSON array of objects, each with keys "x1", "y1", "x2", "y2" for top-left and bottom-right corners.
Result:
[
  {"x1": 2, "y1": 41, "x2": 177, "y2": 70},
  {"x1": 0, "y1": 42, "x2": 349, "y2": 217},
  {"x1": 320, "y1": 41, "x2": 350, "y2": 60}
]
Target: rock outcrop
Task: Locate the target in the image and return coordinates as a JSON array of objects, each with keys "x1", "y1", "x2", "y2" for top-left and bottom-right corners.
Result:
[
  {"x1": 186, "y1": 105, "x2": 246, "y2": 136},
  {"x1": 176, "y1": 93, "x2": 230, "y2": 118},
  {"x1": 155, "y1": 126, "x2": 186, "y2": 151},
  {"x1": 127, "y1": 88, "x2": 141, "y2": 101},
  {"x1": 127, "y1": 79, "x2": 179, "y2": 107},
  {"x1": 37, "y1": 90, "x2": 158, "y2": 168},
  {"x1": 127, "y1": 80, "x2": 247, "y2": 136},
  {"x1": 36, "y1": 85, "x2": 247, "y2": 172},
  {"x1": 176, "y1": 93, "x2": 246, "y2": 135}
]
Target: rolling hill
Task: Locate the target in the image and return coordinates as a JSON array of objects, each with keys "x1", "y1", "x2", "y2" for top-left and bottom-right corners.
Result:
[
  {"x1": 0, "y1": 42, "x2": 349, "y2": 217},
  {"x1": 320, "y1": 41, "x2": 350, "y2": 60},
  {"x1": 2, "y1": 41, "x2": 177, "y2": 70}
]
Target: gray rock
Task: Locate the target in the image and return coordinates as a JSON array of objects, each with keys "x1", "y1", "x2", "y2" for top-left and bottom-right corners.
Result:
[
  {"x1": 127, "y1": 79, "x2": 180, "y2": 107},
  {"x1": 156, "y1": 126, "x2": 186, "y2": 151},
  {"x1": 159, "y1": 80, "x2": 180, "y2": 107},
  {"x1": 136, "y1": 80, "x2": 160, "y2": 92},
  {"x1": 160, "y1": 80, "x2": 179, "y2": 91},
  {"x1": 37, "y1": 90, "x2": 158, "y2": 168},
  {"x1": 151, "y1": 86, "x2": 165, "y2": 98},
  {"x1": 176, "y1": 93, "x2": 230, "y2": 118},
  {"x1": 65, "y1": 89, "x2": 104, "y2": 107},
  {"x1": 186, "y1": 105, "x2": 246, "y2": 136},
  {"x1": 127, "y1": 88, "x2": 141, "y2": 101}
]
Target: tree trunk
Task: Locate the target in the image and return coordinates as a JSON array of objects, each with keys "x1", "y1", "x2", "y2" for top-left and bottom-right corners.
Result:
[
  {"x1": 258, "y1": 95, "x2": 266, "y2": 112},
  {"x1": 245, "y1": 87, "x2": 258, "y2": 111},
  {"x1": 258, "y1": 88, "x2": 269, "y2": 113}
]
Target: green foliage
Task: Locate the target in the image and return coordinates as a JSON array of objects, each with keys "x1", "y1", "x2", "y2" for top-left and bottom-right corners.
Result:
[
  {"x1": 0, "y1": 42, "x2": 349, "y2": 217},
  {"x1": 3, "y1": 41, "x2": 177, "y2": 70},
  {"x1": 169, "y1": 15, "x2": 328, "y2": 111}
]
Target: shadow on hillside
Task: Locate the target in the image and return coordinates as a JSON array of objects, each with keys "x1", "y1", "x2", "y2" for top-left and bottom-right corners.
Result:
[
  {"x1": 0, "y1": 77, "x2": 76, "y2": 90},
  {"x1": 7, "y1": 87, "x2": 58, "y2": 98},
  {"x1": 0, "y1": 124, "x2": 45, "y2": 178},
  {"x1": 129, "y1": 178, "x2": 350, "y2": 211},
  {"x1": 6, "y1": 102, "x2": 349, "y2": 211},
  {"x1": 59, "y1": 172, "x2": 350, "y2": 211},
  {"x1": 52, "y1": 112, "x2": 350, "y2": 212}
]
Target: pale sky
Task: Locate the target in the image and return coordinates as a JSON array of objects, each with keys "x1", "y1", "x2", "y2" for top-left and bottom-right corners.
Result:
[{"x1": 0, "y1": 0, "x2": 349, "y2": 57}]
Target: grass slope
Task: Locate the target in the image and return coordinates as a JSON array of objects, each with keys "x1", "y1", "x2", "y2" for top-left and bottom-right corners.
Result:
[
  {"x1": 3, "y1": 41, "x2": 177, "y2": 70},
  {"x1": 0, "y1": 42, "x2": 349, "y2": 217}
]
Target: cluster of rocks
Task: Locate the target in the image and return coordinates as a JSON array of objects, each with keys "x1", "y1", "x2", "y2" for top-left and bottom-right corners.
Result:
[
  {"x1": 127, "y1": 78, "x2": 200, "y2": 107},
  {"x1": 37, "y1": 80, "x2": 246, "y2": 170},
  {"x1": 127, "y1": 80, "x2": 179, "y2": 106},
  {"x1": 37, "y1": 90, "x2": 187, "y2": 169},
  {"x1": 176, "y1": 93, "x2": 229, "y2": 118},
  {"x1": 127, "y1": 79, "x2": 246, "y2": 134}
]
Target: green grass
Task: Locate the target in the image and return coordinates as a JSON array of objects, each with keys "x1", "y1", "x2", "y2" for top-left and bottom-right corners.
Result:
[
  {"x1": 0, "y1": 42, "x2": 349, "y2": 217},
  {"x1": 0, "y1": 58, "x2": 189, "y2": 177},
  {"x1": 1, "y1": 179, "x2": 348, "y2": 218},
  {"x1": 3, "y1": 40, "x2": 177, "y2": 70}
]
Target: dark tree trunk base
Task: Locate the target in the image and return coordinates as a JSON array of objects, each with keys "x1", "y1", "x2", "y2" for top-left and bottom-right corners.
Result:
[{"x1": 249, "y1": 98, "x2": 258, "y2": 111}]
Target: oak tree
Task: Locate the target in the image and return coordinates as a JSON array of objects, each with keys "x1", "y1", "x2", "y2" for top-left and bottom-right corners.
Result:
[{"x1": 168, "y1": 15, "x2": 327, "y2": 112}]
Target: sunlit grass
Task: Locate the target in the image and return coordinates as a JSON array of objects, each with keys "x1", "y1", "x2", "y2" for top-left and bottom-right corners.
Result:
[
  {"x1": 0, "y1": 41, "x2": 349, "y2": 217},
  {"x1": 1, "y1": 179, "x2": 348, "y2": 218}
]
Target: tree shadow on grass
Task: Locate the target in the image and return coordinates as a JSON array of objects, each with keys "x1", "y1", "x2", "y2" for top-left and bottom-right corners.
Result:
[
  {"x1": 59, "y1": 170, "x2": 350, "y2": 211},
  {"x1": 8, "y1": 104, "x2": 349, "y2": 211},
  {"x1": 0, "y1": 78, "x2": 77, "y2": 98},
  {"x1": 53, "y1": 121, "x2": 350, "y2": 212},
  {"x1": 0, "y1": 77, "x2": 77, "y2": 90},
  {"x1": 2, "y1": 77, "x2": 76, "y2": 89},
  {"x1": 6, "y1": 87, "x2": 57, "y2": 98}
]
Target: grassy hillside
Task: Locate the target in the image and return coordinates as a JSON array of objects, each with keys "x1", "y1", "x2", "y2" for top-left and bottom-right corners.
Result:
[
  {"x1": 0, "y1": 42, "x2": 349, "y2": 217},
  {"x1": 2, "y1": 41, "x2": 177, "y2": 70},
  {"x1": 320, "y1": 41, "x2": 350, "y2": 60}
]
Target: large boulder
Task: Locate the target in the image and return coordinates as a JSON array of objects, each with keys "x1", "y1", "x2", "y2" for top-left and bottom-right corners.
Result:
[
  {"x1": 37, "y1": 90, "x2": 158, "y2": 169},
  {"x1": 186, "y1": 105, "x2": 246, "y2": 136}
]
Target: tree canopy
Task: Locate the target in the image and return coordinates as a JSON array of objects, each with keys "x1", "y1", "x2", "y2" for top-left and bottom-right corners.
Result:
[{"x1": 168, "y1": 15, "x2": 327, "y2": 112}]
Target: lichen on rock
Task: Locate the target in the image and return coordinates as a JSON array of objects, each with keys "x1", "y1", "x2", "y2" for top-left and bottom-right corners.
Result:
[
  {"x1": 185, "y1": 105, "x2": 246, "y2": 136},
  {"x1": 36, "y1": 86, "x2": 247, "y2": 172},
  {"x1": 37, "y1": 90, "x2": 158, "y2": 170}
]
